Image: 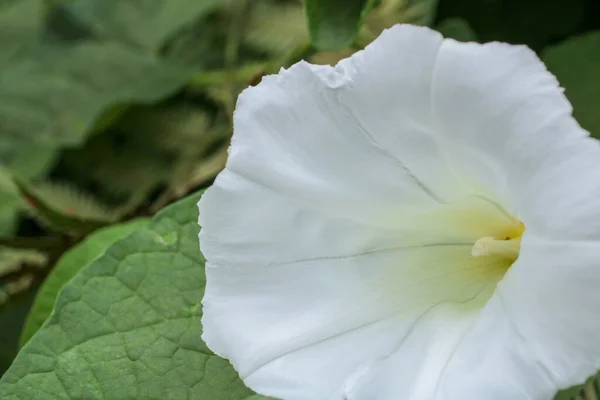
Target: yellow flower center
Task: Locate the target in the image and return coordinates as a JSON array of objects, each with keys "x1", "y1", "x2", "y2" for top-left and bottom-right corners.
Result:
[{"x1": 471, "y1": 220, "x2": 525, "y2": 262}]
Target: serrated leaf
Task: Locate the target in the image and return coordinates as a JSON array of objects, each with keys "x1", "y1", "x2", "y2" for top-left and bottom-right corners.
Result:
[
  {"x1": 118, "y1": 105, "x2": 213, "y2": 153},
  {"x1": 20, "y1": 218, "x2": 149, "y2": 347},
  {"x1": 13, "y1": 178, "x2": 118, "y2": 235},
  {"x1": 0, "y1": 247, "x2": 47, "y2": 279},
  {"x1": 305, "y1": 0, "x2": 375, "y2": 50},
  {"x1": 57, "y1": 103, "x2": 220, "y2": 209},
  {"x1": 0, "y1": 141, "x2": 60, "y2": 237},
  {"x1": 58, "y1": 127, "x2": 171, "y2": 199},
  {"x1": 0, "y1": 192, "x2": 261, "y2": 399},
  {"x1": 543, "y1": 31, "x2": 600, "y2": 139}
]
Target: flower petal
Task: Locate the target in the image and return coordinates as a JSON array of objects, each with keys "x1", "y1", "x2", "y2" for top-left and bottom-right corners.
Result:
[
  {"x1": 347, "y1": 292, "x2": 557, "y2": 400},
  {"x1": 343, "y1": 302, "x2": 480, "y2": 400},
  {"x1": 200, "y1": 169, "x2": 515, "y2": 267},
  {"x1": 498, "y1": 237, "x2": 600, "y2": 392},
  {"x1": 199, "y1": 22, "x2": 600, "y2": 400},
  {"x1": 430, "y1": 38, "x2": 600, "y2": 239},
  {"x1": 202, "y1": 244, "x2": 504, "y2": 400},
  {"x1": 225, "y1": 26, "x2": 465, "y2": 229},
  {"x1": 199, "y1": 169, "x2": 404, "y2": 266},
  {"x1": 441, "y1": 236, "x2": 600, "y2": 397},
  {"x1": 333, "y1": 25, "x2": 469, "y2": 203},
  {"x1": 374, "y1": 235, "x2": 600, "y2": 400}
]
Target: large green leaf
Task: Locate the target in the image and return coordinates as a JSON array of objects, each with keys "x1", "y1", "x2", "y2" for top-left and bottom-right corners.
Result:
[
  {"x1": 20, "y1": 218, "x2": 150, "y2": 347},
  {"x1": 0, "y1": 0, "x2": 54, "y2": 234},
  {"x1": 0, "y1": 192, "x2": 260, "y2": 399},
  {"x1": 51, "y1": 0, "x2": 225, "y2": 51},
  {"x1": 305, "y1": 0, "x2": 375, "y2": 50},
  {"x1": 543, "y1": 31, "x2": 600, "y2": 139},
  {"x1": 0, "y1": 0, "x2": 226, "y2": 166}
]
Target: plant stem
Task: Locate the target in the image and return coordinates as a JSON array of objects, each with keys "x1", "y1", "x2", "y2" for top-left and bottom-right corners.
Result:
[{"x1": 584, "y1": 382, "x2": 599, "y2": 400}]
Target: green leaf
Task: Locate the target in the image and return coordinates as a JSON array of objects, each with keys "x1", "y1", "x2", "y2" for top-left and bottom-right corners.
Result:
[
  {"x1": 245, "y1": 0, "x2": 308, "y2": 55},
  {"x1": 305, "y1": 0, "x2": 375, "y2": 50},
  {"x1": 0, "y1": 0, "x2": 226, "y2": 166},
  {"x1": 0, "y1": 0, "x2": 44, "y2": 66},
  {"x1": 360, "y1": 0, "x2": 439, "y2": 45},
  {"x1": 0, "y1": 168, "x2": 21, "y2": 237},
  {"x1": 543, "y1": 31, "x2": 600, "y2": 139},
  {"x1": 0, "y1": 248, "x2": 47, "y2": 284},
  {"x1": 0, "y1": 192, "x2": 259, "y2": 399},
  {"x1": 0, "y1": 142, "x2": 60, "y2": 237},
  {"x1": 0, "y1": 0, "x2": 58, "y2": 234},
  {"x1": 57, "y1": 103, "x2": 223, "y2": 210},
  {"x1": 436, "y1": 17, "x2": 477, "y2": 42},
  {"x1": 403, "y1": 0, "x2": 438, "y2": 26},
  {"x1": 13, "y1": 178, "x2": 119, "y2": 235},
  {"x1": 554, "y1": 379, "x2": 598, "y2": 400},
  {"x1": 20, "y1": 218, "x2": 150, "y2": 347},
  {"x1": 0, "y1": 193, "x2": 18, "y2": 237}
]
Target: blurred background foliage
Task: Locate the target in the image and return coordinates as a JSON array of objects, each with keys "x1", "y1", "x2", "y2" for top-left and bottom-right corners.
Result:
[{"x1": 0, "y1": 0, "x2": 599, "y2": 398}]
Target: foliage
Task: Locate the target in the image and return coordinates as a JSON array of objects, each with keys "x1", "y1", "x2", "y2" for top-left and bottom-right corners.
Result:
[
  {"x1": 0, "y1": 193, "x2": 264, "y2": 400},
  {"x1": 304, "y1": 0, "x2": 375, "y2": 50},
  {"x1": 20, "y1": 218, "x2": 149, "y2": 346},
  {"x1": 543, "y1": 32, "x2": 600, "y2": 139},
  {"x1": 436, "y1": 18, "x2": 477, "y2": 42}
]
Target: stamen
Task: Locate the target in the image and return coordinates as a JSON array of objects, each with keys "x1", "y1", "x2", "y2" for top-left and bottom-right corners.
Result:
[{"x1": 471, "y1": 236, "x2": 521, "y2": 260}]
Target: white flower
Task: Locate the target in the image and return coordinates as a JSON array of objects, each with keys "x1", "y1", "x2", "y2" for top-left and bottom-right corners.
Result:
[{"x1": 198, "y1": 24, "x2": 600, "y2": 400}]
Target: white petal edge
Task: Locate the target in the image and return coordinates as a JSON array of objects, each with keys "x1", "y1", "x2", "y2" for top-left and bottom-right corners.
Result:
[{"x1": 224, "y1": 25, "x2": 468, "y2": 229}]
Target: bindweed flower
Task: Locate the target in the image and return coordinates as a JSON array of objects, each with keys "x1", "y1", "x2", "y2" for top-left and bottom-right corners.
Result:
[{"x1": 198, "y1": 24, "x2": 600, "y2": 400}]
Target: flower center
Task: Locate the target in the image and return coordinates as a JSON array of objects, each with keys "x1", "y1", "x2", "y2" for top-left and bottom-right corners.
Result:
[{"x1": 471, "y1": 220, "x2": 525, "y2": 262}]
